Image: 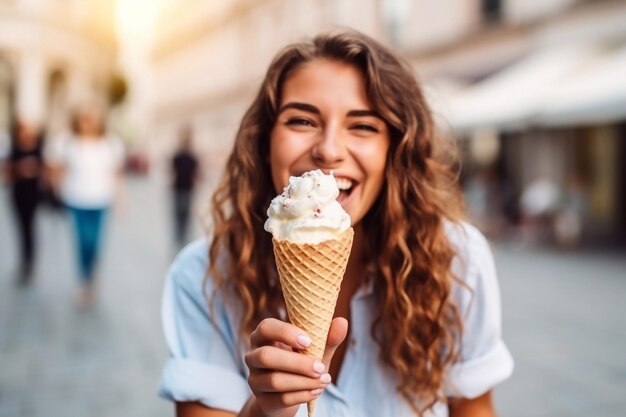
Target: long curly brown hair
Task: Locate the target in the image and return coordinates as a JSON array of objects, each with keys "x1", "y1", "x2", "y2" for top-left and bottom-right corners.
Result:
[{"x1": 209, "y1": 30, "x2": 465, "y2": 415}]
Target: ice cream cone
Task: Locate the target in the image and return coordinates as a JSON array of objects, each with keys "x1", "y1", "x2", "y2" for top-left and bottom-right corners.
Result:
[{"x1": 272, "y1": 228, "x2": 354, "y2": 417}]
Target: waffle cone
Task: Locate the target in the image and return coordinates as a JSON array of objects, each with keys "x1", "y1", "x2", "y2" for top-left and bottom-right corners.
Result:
[{"x1": 272, "y1": 228, "x2": 354, "y2": 417}]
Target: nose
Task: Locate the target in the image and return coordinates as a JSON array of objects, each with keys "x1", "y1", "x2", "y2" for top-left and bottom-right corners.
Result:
[{"x1": 311, "y1": 126, "x2": 346, "y2": 167}]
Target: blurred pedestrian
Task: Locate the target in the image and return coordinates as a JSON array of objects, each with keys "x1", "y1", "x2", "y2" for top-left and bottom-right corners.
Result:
[
  {"x1": 554, "y1": 173, "x2": 588, "y2": 248},
  {"x1": 46, "y1": 105, "x2": 125, "y2": 308},
  {"x1": 3, "y1": 118, "x2": 45, "y2": 285},
  {"x1": 465, "y1": 168, "x2": 516, "y2": 239},
  {"x1": 159, "y1": 31, "x2": 513, "y2": 417},
  {"x1": 520, "y1": 176, "x2": 560, "y2": 244},
  {"x1": 170, "y1": 126, "x2": 199, "y2": 249}
]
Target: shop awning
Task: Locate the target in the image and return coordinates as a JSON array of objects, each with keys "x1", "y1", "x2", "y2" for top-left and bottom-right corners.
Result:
[
  {"x1": 437, "y1": 45, "x2": 602, "y2": 133},
  {"x1": 537, "y1": 44, "x2": 626, "y2": 126}
]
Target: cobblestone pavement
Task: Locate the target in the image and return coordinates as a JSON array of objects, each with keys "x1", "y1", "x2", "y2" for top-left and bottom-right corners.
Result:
[
  {"x1": 1, "y1": 177, "x2": 625, "y2": 417},
  {"x1": 492, "y1": 242, "x2": 626, "y2": 417},
  {"x1": 0, "y1": 177, "x2": 180, "y2": 417}
]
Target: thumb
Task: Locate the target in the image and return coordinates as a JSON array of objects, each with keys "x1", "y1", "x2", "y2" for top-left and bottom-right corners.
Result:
[{"x1": 322, "y1": 317, "x2": 349, "y2": 370}]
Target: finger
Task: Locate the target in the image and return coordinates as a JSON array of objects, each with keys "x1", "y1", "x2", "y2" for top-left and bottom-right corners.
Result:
[
  {"x1": 248, "y1": 370, "x2": 332, "y2": 393},
  {"x1": 245, "y1": 345, "x2": 326, "y2": 377},
  {"x1": 273, "y1": 341, "x2": 293, "y2": 351},
  {"x1": 250, "y1": 318, "x2": 312, "y2": 350},
  {"x1": 258, "y1": 387, "x2": 324, "y2": 410},
  {"x1": 322, "y1": 317, "x2": 349, "y2": 369}
]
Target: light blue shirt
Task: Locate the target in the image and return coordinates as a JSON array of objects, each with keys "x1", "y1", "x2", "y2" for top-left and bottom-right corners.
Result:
[{"x1": 158, "y1": 222, "x2": 514, "y2": 417}]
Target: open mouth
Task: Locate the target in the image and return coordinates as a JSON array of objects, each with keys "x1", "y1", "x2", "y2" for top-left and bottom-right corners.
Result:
[{"x1": 335, "y1": 177, "x2": 355, "y2": 204}]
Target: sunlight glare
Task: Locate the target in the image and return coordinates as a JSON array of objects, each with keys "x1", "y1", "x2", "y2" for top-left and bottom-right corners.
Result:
[{"x1": 116, "y1": 0, "x2": 169, "y2": 41}]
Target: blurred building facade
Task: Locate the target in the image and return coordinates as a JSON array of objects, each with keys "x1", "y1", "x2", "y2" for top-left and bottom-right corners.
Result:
[
  {"x1": 0, "y1": 0, "x2": 117, "y2": 135},
  {"x1": 139, "y1": 0, "x2": 626, "y2": 245},
  {"x1": 138, "y1": 0, "x2": 385, "y2": 183},
  {"x1": 408, "y1": 0, "x2": 626, "y2": 245}
]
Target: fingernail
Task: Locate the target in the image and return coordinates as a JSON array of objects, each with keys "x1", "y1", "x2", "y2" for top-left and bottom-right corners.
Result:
[
  {"x1": 296, "y1": 334, "x2": 311, "y2": 347},
  {"x1": 310, "y1": 388, "x2": 323, "y2": 396},
  {"x1": 320, "y1": 373, "x2": 332, "y2": 384},
  {"x1": 313, "y1": 360, "x2": 325, "y2": 373}
]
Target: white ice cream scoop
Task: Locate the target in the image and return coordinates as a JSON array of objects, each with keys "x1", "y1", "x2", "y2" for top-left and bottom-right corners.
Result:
[{"x1": 264, "y1": 169, "x2": 351, "y2": 244}]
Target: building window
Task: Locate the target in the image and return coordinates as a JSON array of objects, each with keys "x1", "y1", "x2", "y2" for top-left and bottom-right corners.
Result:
[{"x1": 482, "y1": 0, "x2": 502, "y2": 22}]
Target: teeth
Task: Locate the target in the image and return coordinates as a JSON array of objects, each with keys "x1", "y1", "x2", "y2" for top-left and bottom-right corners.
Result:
[{"x1": 335, "y1": 178, "x2": 353, "y2": 191}]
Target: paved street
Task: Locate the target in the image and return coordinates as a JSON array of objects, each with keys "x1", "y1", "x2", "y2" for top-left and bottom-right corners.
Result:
[
  {"x1": 1, "y1": 177, "x2": 625, "y2": 417},
  {"x1": 493, "y1": 242, "x2": 626, "y2": 417},
  {"x1": 0, "y1": 177, "x2": 179, "y2": 417}
]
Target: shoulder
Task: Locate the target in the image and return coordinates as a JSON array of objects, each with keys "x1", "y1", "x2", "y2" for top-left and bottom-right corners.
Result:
[
  {"x1": 162, "y1": 238, "x2": 244, "y2": 347},
  {"x1": 105, "y1": 134, "x2": 124, "y2": 150},
  {"x1": 444, "y1": 221, "x2": 493, "y2": 280},
  {"x1": 443, "y1": 223, "x2": 514, "y2": 397},
  {"x1": 167, "y1": 238, "x2": 210, "y2": 293},
  {"x1": 444, "y1": 221, "x2": 501, "y2": 314},
  {"x1": 445, "y1": 221, "x2": 490, "y2": 253},
  {"x1": 162, "y1": 239, "x2": 213, "y2": 335}
]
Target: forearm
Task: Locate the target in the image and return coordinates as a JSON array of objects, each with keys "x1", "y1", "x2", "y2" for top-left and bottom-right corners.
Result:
[
  {"x1": 175, "y1": 401, "x2": 236, "y2": 417},
  {"x1": 237, "y1": 397, "x2": 265, "y2": 417},
  {"x1": 448, "y1": 391, "x2": 496, "y2": 417},
  {"x1": 174, "y1": 397, "x2": 264, "y2": 417}
]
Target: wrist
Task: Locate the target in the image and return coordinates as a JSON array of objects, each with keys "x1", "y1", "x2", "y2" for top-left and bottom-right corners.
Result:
[{"x1": 238, "y1": 397, "x2": 298, "y2": 417}]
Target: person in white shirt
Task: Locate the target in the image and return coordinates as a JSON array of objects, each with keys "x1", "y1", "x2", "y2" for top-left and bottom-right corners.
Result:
[
  {"x1": 159, "y1": 31, "x2": 513, "y2": 417},
  {"x1": 47, "y1": 105, "x2": 124, "y2": 308}
]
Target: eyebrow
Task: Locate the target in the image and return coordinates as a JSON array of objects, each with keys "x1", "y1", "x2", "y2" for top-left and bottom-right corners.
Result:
[
  {"x1": 346, "y1": 109, "x2": 380, "y2": 118},
  {"x1": 278, "y1": 102, "x2": 381, "y2": 119},
  {"x1": 278, "y1": 102, "x2": 320, "y2": 115}
]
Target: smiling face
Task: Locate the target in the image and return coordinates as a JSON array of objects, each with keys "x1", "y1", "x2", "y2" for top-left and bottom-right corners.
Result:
[{"x1": 269, "y1": 58, "x2": 390, "y2": 227}]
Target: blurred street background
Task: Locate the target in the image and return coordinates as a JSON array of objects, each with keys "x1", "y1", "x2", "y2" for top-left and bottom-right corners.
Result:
[{"x1": 1, "y1": 0, "x2": 625, "y2": 416}]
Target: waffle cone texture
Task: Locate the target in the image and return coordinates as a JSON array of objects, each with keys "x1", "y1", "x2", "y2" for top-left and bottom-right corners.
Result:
[{"x1": 272, "y1": 228, "x2": 354, "y2": 417}]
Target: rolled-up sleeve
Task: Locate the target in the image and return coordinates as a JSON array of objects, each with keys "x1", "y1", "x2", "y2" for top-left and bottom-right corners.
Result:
[
  {"x1": 158, "y1": 240, "x2": 250, "y2": 412},
  {"x1": 445, "y1": 223, "x2": 514, "y2": 399}
]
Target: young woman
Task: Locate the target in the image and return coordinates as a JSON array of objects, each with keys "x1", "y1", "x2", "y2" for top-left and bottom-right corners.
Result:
[
  {"x1": 159, "y1": 31, "x2": 513, "y2": 417},
  {"x1": 47, "y1": 106, "x2": 125, "y2": 307}
]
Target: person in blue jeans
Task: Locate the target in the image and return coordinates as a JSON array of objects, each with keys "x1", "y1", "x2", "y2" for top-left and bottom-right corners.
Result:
[
  {"x1": 47, "y1": 105, "x2": 124, "y2": 308},
  {"x1": 68, "y1": 207, "x2": 107, "y2": 281}
]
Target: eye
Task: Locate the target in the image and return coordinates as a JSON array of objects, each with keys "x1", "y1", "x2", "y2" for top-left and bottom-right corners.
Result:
[
  {"x1": 285, "y1": 118, "x2": 315, "y2": 127},
  {"x1": 352, "y1": 123, "x2": 379, "y2": 133}
]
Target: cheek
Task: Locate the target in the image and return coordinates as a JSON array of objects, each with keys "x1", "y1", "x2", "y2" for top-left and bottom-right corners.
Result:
[
  {"x1": 360, "y1": 139, "x2": 389, "y2": 205},
  {"x1": 360, "y1": 139, "x2": 389, "y2": 176}
]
